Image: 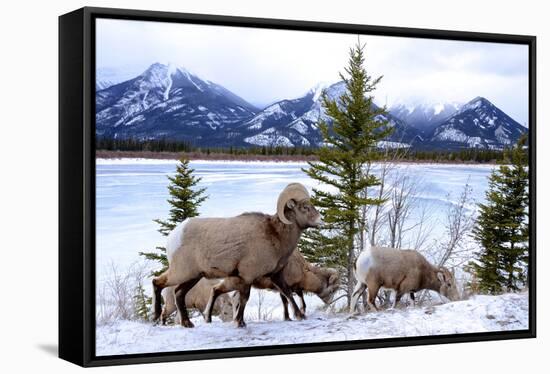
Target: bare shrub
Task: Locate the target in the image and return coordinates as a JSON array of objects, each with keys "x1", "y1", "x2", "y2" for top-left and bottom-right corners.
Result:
[
  {"x1": 96, "y1": 261, "x2": 151, "y2": 324},
  {"x1": 253, "y1": 290, "x2": 276, "y2": 321},
  {"x1": 418, "y1": 183, "x2": 476, "y2": 305}
]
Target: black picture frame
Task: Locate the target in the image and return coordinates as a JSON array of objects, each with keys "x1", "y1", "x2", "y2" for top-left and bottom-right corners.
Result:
[{"x1": 59, "y1": 6, "x2": 537, "y2": 367}]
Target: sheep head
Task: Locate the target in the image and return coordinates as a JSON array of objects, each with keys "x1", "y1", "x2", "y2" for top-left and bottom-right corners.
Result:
[
  {"x1": 317, "y1": 268, "x2": 340, "y2": 304},
  {"x1": 277, "y1": 183, "x2": 323, "y2": 228},
  {"x1": 437, "y1": 267, "x2": 460, "y2": 301}
]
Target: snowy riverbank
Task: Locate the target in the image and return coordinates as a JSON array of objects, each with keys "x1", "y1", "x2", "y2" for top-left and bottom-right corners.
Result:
[
  {"x1": 96, "y1": 157, "x2": 498, "y2": 167},
  {"x1": 96, "y1": 292, "x2": 528, "y2": 356}
]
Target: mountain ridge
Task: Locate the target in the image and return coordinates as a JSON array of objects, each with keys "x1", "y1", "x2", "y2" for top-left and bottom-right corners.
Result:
[{"x1": 95, "y1": 63, "x2": 527, "y2": 150}]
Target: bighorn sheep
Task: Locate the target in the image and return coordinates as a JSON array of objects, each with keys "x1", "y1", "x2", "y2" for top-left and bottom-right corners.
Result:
[
  {"x1": 350, "y1": 245, "x2": 460, "y2": 313},
  {"x1": 236, "y1": 250, "x2": 339, "y2": 320},
  {"x1": 152, "y1": 183, "x2": 322, "y2": 328},
  {"x1": 161, "y1": 278, "x2": 233, "y2": 323}
]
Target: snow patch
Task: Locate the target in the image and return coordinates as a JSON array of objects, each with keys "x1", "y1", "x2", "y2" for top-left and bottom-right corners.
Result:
[
  {"x1": 163, "y1": 64, "x2": 176, "y2": 100},
  {"x1": 460, "y1": 98, "x2": 484, "y2": 113},
  {"x1": 495, "y1": 125, "x2": 511, "y2": 144},
  {"x1": 377, "y1": 141, "x2": 411, "y2": 149},
  {"x1": 96, "y1": 293, "x2": 528, "y2": 356},
  {"x1": 124, "y1": 114, "x2": 145, "y2": 126},
  {"x1": 179, "y1": 68, "x2": 204, "y2": 92},
  {"x1": 289, "y1": 120, "x2": 309, "y2": 135},
  {"x1": 244, "y1": 133, "x2": 294, "y2": 147},
  {"x1": 433, "y1": 103, "x2": 445, "y2": 116}
]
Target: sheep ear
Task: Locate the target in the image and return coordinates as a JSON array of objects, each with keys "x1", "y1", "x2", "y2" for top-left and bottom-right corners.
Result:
[
  {"x1": 437, "y1": 271, "x2": 445, "y2": 283},
  {"x1": 286, "y1": 199, "x2": 296, "y2": 209}
]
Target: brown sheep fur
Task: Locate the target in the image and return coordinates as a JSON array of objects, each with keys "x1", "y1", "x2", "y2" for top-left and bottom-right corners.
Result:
[
  {"x1": 161, "y1": 278, "x2": 233, "y2": 323},
  {"x1": 350, "y1": 246, "x2": 460, "y2": 313},
  {"x1": 245, "y1": 250, "x2": 339, "y2": 320},
  {"x1": 152, "y1": 183, "x2": 323, "y2": 328}
]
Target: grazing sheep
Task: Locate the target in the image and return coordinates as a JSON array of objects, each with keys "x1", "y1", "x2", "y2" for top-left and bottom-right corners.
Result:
[
  {"x1": 161, "y1": 278, "x2": 233, "y2": 324},
  {"x1": 236, "y1": 250, "x2": 339, "y2": 320},
  {"x1": 350, "y1": 245, "x2": 460, "y2": 313},
  {"x1": 152, "y1": 183, "x2": 323, "y2": 328}
]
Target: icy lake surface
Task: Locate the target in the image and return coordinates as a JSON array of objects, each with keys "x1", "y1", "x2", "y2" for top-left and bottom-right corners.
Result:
[{"x1": 96, "y1": 159, "x2": 493, "y2": 281}]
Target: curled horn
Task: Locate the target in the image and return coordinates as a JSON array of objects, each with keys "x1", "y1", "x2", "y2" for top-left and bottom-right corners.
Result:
[{"x1": 276, "y1": 183, "x2": 310, "y2": 225}]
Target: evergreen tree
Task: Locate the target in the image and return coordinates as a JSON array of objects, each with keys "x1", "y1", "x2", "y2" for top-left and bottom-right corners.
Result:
[
  {"x1": 133, "y1": 280, "x2": 152, "y2": 321},
  {"x1": 469, "y1": 135, "x2": 529, "y2": 293},
  {"x1": 299, "y1": 41, "x2": 393, "y2": 306},
  {"x1": 139, "y1": 157, "x2": 208, "y2": 276}
]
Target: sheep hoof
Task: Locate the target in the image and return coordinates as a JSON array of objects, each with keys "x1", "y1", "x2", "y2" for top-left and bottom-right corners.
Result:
[
  {"x1": 181, "y1": 320, "x2": 195, "y2": 328},
  {"x1": 295, "y1": 313, "x2": 306, "y2": 321},
  {"x1": 235, "y1": 320, "x2": 247, "y2": 328}
]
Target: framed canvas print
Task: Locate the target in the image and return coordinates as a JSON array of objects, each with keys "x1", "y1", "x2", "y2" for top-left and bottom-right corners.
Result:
[{"x1": 59, "y1": 7, "x2": 536, "y2": 367}]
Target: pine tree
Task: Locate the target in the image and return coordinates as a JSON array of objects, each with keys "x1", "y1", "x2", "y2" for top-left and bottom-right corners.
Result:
[
  {"x1": 133, "y1": 280, "x2": 152, "y2": 321},
  {"x1": 469, "y1": 135, "x2": 529, "y2": 293},
  {"x1": 139, "y1": 157, "x2": 208, "y2": 276},
  {"x1": 299, "y1": 41, "x2": 393, "y2": 307}
]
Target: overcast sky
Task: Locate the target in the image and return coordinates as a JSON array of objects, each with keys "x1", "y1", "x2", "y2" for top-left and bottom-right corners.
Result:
[{"x1": 96, "y1": 18, "x2": 529, "y2": 125}]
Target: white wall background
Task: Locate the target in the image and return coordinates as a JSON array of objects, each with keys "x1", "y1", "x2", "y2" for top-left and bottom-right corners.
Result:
[{"x1": 0, "y1": 0, "x2": 547, "y2": 372}]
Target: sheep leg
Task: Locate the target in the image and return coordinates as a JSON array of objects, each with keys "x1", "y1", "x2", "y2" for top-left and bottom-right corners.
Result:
[
  {"x1": 296, "y1": 289, "x2": 306, "y2": 315},
  {"x1": 410, "y1": 292, "x2": 416, "y2": 307},
  {"x1": 279, "y1": 293, "x2": 291, "y2": 321},
  {"x1": 271, "y1": 272, "x2": 305, "y2": 320},
  {"x1": 152, "y1": 270, "x2": 184, "y2": 322},
  {"x1": 392, "y1": 291, "x2": 403, "y2": 309},
  {"x1": 231, "y1": 292, "x2": 239, "y2": 320},
  {"x1": 366, "y1": 283, "x2": 381, "y2": 311},
  {"x1": 361, "y1": 290, "x2": 369, "y2": 311},
  {"x1": 161, "y1": 288, "x2": 177, "y2": 325},
  {"x1": 174, "y1": 277, "x2": 201, "y2": 328},
  {"x1": 350, "y1": 282, "x2": 367, "y2": 313},
  {"x1": 204, "y1": 276, "x2": 244, "y2": 323},
  {"x1": 234, "y1": 284, "x2": 251, "y2": 328}
]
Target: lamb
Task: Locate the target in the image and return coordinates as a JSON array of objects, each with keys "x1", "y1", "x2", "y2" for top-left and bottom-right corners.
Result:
[
  {"x1": 236, "y1": 250, "x2": 339, "y2": 320},
  {"x1": 152, "y1": 183, "x2": 323, "y2": 328},
  {"x1": 161, "y1": 278, "x2": 233, "y2": 324},
  {"x1": 350, "y1": 245, "x2": 460, "y2": 313}
]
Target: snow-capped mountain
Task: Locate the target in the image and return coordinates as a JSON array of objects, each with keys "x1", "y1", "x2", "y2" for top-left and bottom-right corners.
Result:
[
  {"x1": 95, "y1": 65, "x2": 527, "y2": 150},
  {"x1": 95, "y1": 63, "x2": 258, "y2": 144},
  {"x1": 426, "y1": 97, "x2": 527, "y2": 150},
  {"x1": 390, "y1": 101, "x2": 462, "y2": 134},
  {"x1": 238, "y1": 81, "x2": 422, "y2": 148}
]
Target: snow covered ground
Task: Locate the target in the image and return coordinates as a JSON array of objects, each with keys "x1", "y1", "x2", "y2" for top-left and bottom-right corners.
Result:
[{"x1": 96, "y1": 292, "x2": 528, "y2": 356}]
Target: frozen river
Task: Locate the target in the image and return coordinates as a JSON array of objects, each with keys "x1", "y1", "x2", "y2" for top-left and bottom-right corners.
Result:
[{"x1": 95, "y1": 159, "x2": 494, "y2": 281}]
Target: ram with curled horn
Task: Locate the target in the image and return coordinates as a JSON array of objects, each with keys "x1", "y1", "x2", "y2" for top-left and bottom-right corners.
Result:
[{"x1": 152, "y1": 182, "x2": 323, "y2": 328}]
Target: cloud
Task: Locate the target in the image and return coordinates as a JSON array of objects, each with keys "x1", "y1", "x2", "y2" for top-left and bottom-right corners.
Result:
[{"x1": 96, "y1": 19, "x2": 529, "y2": 124}]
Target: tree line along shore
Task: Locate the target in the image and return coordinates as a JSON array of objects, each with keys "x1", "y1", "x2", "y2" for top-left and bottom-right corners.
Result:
[{"x1": 95, "y1": 146, "x2": 511, "y2": 164}]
